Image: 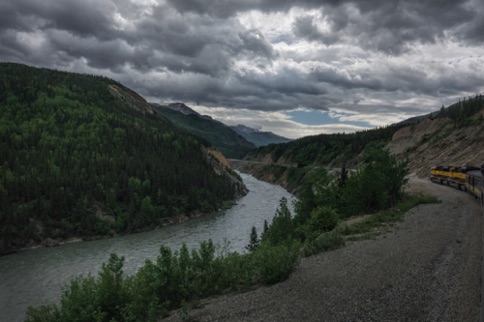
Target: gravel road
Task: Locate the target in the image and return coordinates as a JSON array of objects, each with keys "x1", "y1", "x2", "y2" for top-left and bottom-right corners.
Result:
[{"x1": 165, "y1": 175, "x2": 482, "y2": 321}]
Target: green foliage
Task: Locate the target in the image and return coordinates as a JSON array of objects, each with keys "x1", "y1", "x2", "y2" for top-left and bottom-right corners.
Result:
[
  {"x1": 26, "y1": 236, "x2": 300, "y2": 321},
  {"x1": 26, "y1": 254, "x2": 132, "y2": 322},
  {"x1": 338, "y1": 148, "x2": 408, "y2": 217},
  {"x1": 341, "y1": 194, "x2": 439, "y2": 238},
  {"x1": 289, "y1": 148, "x2": 409, "y2": 246},
  {"x1": 262, "y1": 164, "x2": 287, "y2": 179},
  {"x1": 294, "y1": 167, "x2": 334, "y2": 225},
  {"x1": 309, "y1": 206, "x2": 339, "y2": 234},
  {"x1": 301, "y1": 230, "x2": 345, "y2": 257},
  {"x1": 295, "y1": 148, "x2": 408, "y2": 223},
  {"x1": 251, "y1": 240, "x2": 300, "y2": 284},
  {"x1": 247, "y1": 123, "x2": 406, "y2": 169},
  {"x1": 261, "y1": 197, "x2": 295, "y2": 246},
  {"x1": 0, "y1": 63, "x2": 239, "y2": 253},
  {"x1": 246, "y1": 226, "x2": 260, "y2": 252},
  {"x1": 438, "y1": 95, "x2": 484, "y2": 127}
]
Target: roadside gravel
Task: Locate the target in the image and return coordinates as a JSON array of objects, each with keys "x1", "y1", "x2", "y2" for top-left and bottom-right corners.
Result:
[{"x1": 164, "y1": 174, "x2": 482, "y2": 321}]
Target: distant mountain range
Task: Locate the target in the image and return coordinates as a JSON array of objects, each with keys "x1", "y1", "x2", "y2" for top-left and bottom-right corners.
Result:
[
  {"x1": 152, "y1": 102, "x2": 291, "y2": 157},
  {"x1": 152, "y1": 103, "x2": 256, "y2": 159},
  {"x1": 231, "y1": 124, "x2": 291, "y2": 147}
]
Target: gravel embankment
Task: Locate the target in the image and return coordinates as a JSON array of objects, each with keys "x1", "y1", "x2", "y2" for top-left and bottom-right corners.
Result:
[{"x1": 165, "y1": 175, "x2": 482, "y2": 321}]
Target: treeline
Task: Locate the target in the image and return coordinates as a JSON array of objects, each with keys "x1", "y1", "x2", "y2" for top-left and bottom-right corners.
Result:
[
  {"x1": 437, "y1": 94, "x2": 484, "y2": 127},
  {"x1": 247, "y1": 123, "x2": 406, "y2": 168},
  {"x1": 0, "y1": 63, "x2": 239, "y2": 253},
  {"x1": 25, "y1": 148, "x2": 418, "y2": 322},
  {"x1": 244, "y1": 124, "x2": 407, "y2": 192}
]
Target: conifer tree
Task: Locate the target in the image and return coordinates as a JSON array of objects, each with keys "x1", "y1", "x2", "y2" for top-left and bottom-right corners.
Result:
[{"x1": 246, "y1": 226, "x2": 259, "y2": 252}]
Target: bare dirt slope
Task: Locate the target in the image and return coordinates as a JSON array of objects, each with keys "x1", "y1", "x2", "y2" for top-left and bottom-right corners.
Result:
[
  {"x1": 165, "y1": 176, "x2": 482, "y2": 321},
  {"x1": 386, "y1": 110, "x2": 484, "y2": 178}
]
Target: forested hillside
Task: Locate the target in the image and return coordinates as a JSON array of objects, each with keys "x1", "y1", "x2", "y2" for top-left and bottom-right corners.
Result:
[
  {"x1": 238, "y1": 124, "x2": 405, "y2": 191},
  {"x1": 0, "y1": 63, "x2": 244, "y2": 254},
  {"x1": 153, "y1": 103, "x2": 256, "y2": 158}
]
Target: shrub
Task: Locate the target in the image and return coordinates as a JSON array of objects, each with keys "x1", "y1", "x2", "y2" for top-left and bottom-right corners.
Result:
[
  {"x1": 26, "y1": 254, "x2": 133, "y2": 322},
  {"x1": 309, "y1": 206, "x2": 339, "y2": 233},
  {"x1": 301, "y1": 230, "x2": 345, "y2": 257},
  {"x1": 252, "y1": 240, "x2": 300, "y2": 285}
]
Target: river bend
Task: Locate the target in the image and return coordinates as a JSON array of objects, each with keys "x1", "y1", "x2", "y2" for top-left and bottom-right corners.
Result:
[{"x1": 0, "y1": 173, "x2": 295, "y2": 322}]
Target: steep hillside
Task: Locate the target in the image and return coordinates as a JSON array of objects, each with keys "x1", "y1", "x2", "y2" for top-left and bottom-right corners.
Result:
[
  {"x1": 0, "y1": 63, "x2": 246, "y2": 254},
  {"x1": 231, "y1": 124, "x2": 291, "y2": 147},
  {"x1": 387, "y1": 108, "x2": 484, "y2": 177},
  {"x1": 153, "y1": 103, "x2": 256, "y2": 158}
]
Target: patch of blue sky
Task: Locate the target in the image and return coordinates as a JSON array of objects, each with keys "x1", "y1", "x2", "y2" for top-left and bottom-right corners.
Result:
[{"x1": 286, "y1": 109, "x2": 371, "y2": 128}]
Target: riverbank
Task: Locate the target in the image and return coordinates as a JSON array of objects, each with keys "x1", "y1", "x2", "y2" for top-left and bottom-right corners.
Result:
[
  {"x1": 164, "y1": 174, "x2": 482, "y2": 321},
  {"x1": 10, "y1": 201, "x2": 239, "y2": 255}
]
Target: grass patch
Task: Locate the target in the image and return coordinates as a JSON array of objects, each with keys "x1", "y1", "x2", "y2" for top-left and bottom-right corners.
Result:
[
  {"x1": 299, "y1": 193, "x2": 439, "y2": 258},
  {"x1": 301, "y1": 229, "x2": 346, "y2": 257},
  {"x1": 340, "y1": 193, "x2": 439, "y2": 238}
]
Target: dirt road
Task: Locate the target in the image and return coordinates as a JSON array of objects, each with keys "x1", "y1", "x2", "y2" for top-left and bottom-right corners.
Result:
[{"x1": 166, "y1": 174, "x2": 482, "y2": 321}]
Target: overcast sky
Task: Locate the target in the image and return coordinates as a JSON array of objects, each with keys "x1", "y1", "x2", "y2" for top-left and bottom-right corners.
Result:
[{"x1": 1, "y1": 0, "x2": 483, "y2": 138}]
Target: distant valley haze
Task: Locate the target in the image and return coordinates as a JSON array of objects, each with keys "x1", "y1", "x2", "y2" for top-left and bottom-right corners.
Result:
[{"x1": 1, "y1": 0, "x2": 483, "y2": 139}]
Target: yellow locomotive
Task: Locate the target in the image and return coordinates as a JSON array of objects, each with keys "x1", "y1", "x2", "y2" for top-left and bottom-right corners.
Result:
[{"x1": 430, "y1": 165, "x2": 484, "y2": 204}]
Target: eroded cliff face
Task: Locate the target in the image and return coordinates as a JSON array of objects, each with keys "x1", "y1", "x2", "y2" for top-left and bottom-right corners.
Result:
[
  {"x1": 386, "y1": 110, "x2": 484, "y2": 177},
  {"x1": 206, "y1": 148, "x2": 249, "y2": 197}
]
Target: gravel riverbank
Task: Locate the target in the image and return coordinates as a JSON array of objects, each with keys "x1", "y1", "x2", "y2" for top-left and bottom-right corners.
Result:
[{"x1": 164, "y1": 175, "x2": 482, "y2": 321}]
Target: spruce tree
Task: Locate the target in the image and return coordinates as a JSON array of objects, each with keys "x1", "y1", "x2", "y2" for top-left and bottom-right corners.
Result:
[{"x1": 246, "y1": 226, "x2": 259, "y2": 252}]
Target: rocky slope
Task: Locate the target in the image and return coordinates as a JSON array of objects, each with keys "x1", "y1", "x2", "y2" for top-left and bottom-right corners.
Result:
[
  {"x1": 386, "y1": 109, "x2": 484, "y2": 177},
  {"x1": 206, "y1": 149, "x2": 249, "y2": 197}
]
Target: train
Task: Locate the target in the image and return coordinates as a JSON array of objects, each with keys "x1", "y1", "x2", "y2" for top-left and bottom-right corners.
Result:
[{"x1": 430, "y1": 164, "x2": 484, "y2": 205}]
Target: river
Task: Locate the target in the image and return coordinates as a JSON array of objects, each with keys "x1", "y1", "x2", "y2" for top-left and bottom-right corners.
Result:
[{"x1": 0, "y1": 173, "x2": 296, "y2": 322}]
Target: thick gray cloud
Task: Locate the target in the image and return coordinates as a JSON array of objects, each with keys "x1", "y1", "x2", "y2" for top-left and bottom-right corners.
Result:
[{"x1": 0, "y1": 0, "x2": 483, "y2": 136}]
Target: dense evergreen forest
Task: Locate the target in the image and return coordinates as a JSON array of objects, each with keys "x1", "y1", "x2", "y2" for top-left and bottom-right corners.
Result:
[
  {"x1": 437, "y1": 94, "x2": 484, "y2": 126},
  {"x1": 0, "y1": 63, "x2": 241, "y2": 254},
  {"x1": 247, "y1": 124, "x2": 406, "y2": 168},
  {"x1": 243, "y1": 123, "x2": 407, "y2": 192}
]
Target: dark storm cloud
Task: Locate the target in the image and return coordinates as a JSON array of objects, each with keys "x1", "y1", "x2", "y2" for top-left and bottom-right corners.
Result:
[
  {"x1": 0, "y1": 0, "x2": 276, "y2": 77},
  {"x1": 165, "y1": 0, "x2": 480, "y2": 51},
  {"x1": 293, "y1": 15, "x2": 339, "y2": 46},
  {"x1": 165, "y1": 0, "x2": 335, "y2": 18},
  {"x1": 0, "y1": 0, "x2": 118, "y2": 38},
  {"x1": 0, "y1": 0, "x2": 482, "y2": 130},
  {"x1": 292, "y1": 0, "x2": 477, "y2": 54}
]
